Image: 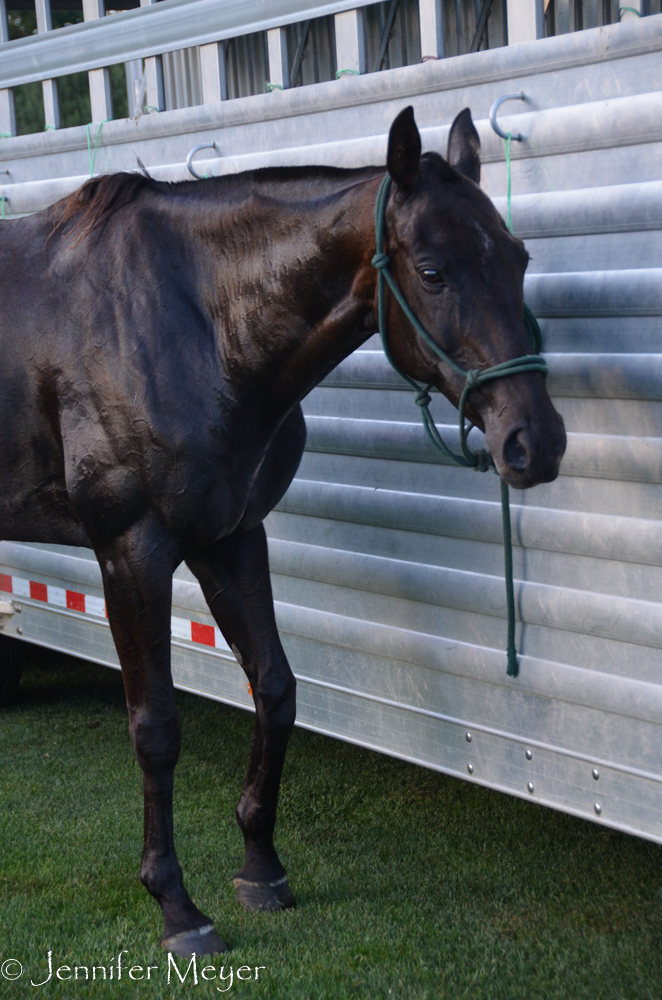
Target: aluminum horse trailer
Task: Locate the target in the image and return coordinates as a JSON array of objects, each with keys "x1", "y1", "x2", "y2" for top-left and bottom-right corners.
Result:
[{"x1": 2, "y1": 0, "x2": 662, "y2": 841}]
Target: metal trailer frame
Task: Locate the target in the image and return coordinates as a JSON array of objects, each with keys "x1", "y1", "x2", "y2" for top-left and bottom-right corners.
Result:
[{"x1": 2, "y1": 11, "x2": 662, "y2": 842}]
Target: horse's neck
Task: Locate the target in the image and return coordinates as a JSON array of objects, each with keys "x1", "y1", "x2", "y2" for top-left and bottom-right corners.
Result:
[{"x1": 205, "y1": 172, "x2": 381, "y2": 413}]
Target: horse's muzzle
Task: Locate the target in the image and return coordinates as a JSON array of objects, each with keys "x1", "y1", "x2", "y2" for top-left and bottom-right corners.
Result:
[{"x1": 498, "y1": 413, "x2": 567, "y2": 489}]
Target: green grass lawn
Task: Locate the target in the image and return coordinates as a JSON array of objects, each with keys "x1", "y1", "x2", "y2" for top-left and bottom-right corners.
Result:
[{"x1": 1, "y1": 648, "x2": 662, "y2": 999}]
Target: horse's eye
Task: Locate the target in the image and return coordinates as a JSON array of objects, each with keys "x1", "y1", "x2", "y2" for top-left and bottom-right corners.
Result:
[{"x1": 420, "y1": 269, "x2": 445, "y2": 286}]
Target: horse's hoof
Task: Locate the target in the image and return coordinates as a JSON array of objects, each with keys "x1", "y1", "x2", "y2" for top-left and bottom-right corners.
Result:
[
  {"x1": 233, "y1": 874, "x2": 295, "y2": 912},
  {"x1": 161, "y1": 923, "x2": 228, "y2": 957}
]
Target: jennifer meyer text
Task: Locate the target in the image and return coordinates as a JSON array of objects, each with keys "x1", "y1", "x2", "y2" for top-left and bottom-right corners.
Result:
[{"x1": 1, "y1": 951, "x2": 266, "y2": 990}]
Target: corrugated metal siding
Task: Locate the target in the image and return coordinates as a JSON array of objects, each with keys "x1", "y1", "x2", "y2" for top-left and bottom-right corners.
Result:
[
  {"x1": 225, "y1": 31, "x2": 270, "y2": 100},
  {"x1": 163, "y1": 47, "x2": 203, "y2": 111},
  {"x1": 364, "y1": 0, "x2": 422, "y2": 71},
  {"x1": 286, "y1": 16, "x2": 337, "y2": 87},
  {"x1": 442, "y1": 0, "x2": 507, "y2": 56}
]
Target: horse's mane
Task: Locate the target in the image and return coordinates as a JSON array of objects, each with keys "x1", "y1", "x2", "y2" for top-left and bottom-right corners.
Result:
[{"x1": 55, "y1": 171, "x2": 156, "y2": 245}]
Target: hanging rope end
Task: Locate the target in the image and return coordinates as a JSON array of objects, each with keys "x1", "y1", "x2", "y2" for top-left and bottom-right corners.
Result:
[{"x1": 506, "y1": 647, "x2": 519, "y2": 678}]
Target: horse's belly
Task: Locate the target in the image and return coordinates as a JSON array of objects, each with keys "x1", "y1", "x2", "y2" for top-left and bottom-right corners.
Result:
[
  {"x1": 0, "y1": 375, "x2": 90, "y2": 544},
  {"x1": 0, "y1": 448, "x2": 89, "y2": 546}
]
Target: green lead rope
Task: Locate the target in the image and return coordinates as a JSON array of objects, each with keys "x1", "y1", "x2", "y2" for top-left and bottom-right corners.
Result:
[{"x1": 371, "y1": 173, "x2": 547, "y2": 677}]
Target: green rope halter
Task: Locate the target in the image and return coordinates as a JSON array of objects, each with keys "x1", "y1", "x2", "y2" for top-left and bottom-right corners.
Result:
[{"x1": 371, "y1": 173, "x2": 548, "y2": 676}]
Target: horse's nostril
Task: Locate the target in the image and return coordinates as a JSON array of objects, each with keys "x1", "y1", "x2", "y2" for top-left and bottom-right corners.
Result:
[{"x1": 503, "y1": 430, "x2": 529, "y2": 471}]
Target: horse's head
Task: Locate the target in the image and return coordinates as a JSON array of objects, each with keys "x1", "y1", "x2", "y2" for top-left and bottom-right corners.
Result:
[{"x1": 379, "y1": 106, "x2": 566, "y2": 489}]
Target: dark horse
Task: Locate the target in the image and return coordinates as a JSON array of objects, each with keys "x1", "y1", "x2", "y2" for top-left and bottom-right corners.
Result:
[{"x1": 0, "y1": 107, "x2": 565, "y2": 955}]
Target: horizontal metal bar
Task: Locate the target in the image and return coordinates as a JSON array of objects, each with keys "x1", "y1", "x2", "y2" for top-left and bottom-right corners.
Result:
[
  {"x1": 492, "y1": 179, "x2": 662, "y2": 239},
  {"x1": 274, "y1": 479, "x2": 662, "y2": 568},
  {"x1": 323, "y1": 351, "x2": 662, "y2": 399},
  {"x1": 286, "y1": 718, "x2": 662, "y2": 845},
  {"x1": 0, "y1": 0, "x2": 382, "y2": 90},
  {"x1": 273, "y1": 600, "x2": 662, "y2": 727},
  {"x1": 303, "y1": 415, "x2": 662, "y2": 484},
  {"x1": 297, "y1": 673, "x2": 662, "y2": 785},
  {"x1": 525, "y1": 269, "x2": 662, "y2": 317},
  {"x1": 268, "y1": 537, "x2": 662, "y2": 652}
]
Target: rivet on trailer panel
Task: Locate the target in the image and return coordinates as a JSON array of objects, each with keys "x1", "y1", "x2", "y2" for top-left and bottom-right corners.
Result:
[
  {"x1": 527, "y1": 782, "x2": 534, "y2": 794},
  {"x1": 592, "y1": 768, "x2": 600, "y2": 780},
  {"x1": 465, "y1": 732, "x2": 472, "y2": 743},
  {"x1": 467, "y1": 763, "x2": 473, "y2": 774},
  {"x1": 525, "y1": 749, "x2": 532, "y2": 760},
  {"x1": 594, "y1": 802, "x2": 602, "y2": 815}
]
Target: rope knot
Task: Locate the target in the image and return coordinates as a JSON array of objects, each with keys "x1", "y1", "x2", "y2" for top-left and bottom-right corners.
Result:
[
  {"x1": 465, "y1": 369, "x2": 481, "y2": 390},
  {"x1": 371, "y1": 252, "x2": 390, "y2": 271},
  {"x1": 414, "y1": 388, "x2": 432, "y2": 408},
  {"x1": 470, "y1": 449, "x2": 493, "y2": 473}
]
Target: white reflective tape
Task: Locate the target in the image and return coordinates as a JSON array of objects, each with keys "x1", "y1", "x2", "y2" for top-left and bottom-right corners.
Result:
[
  {"x1": 85, "y1": 595, "x2": 106, "y2": 618},
  {"x1": 47, "y1": 586, "x2": 67, "y2": 608},
  {"x1": 171, "y1": 616, "x2": 192, "y2": 641},
  {"x1": 214, "y1": 626, "x2": 230, "y2": 651},
  {"x1": 12, "y1": 577, "x2": 30, "y2": 598}
]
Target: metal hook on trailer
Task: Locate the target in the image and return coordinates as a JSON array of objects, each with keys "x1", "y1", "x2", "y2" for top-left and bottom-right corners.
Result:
[
  {"x1": 489, "y1": 92, "x2": 526, "y2": 142},
  {"x1": 186, "y1": 141, "x2": 216, "y2": 180}
]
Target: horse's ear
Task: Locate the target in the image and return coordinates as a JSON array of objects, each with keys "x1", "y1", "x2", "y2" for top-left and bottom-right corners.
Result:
[
  {"x1": 447, "y1": 108, "x2": 481, "y2": 184},
  {"x1": 387, "y1": 106, "x2": 421, "y2": 191}
]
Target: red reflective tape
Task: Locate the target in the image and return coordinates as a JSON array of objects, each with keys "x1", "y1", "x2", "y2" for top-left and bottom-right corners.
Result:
[
  {"x1": 66, "y1": 590, "x2": 86, "y2": 612},
  {"x1": 191, "y1": 622, "x2": 215, "y2": 647},
  {"x1": 0, "y1": 574, "x2": 12, "y2": 594},
  {"x1": 30, "y1": 581, "x2": 48, "y2": 602}
]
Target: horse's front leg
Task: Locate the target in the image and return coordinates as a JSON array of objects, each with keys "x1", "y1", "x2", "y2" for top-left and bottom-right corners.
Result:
[
  {"x1": 97, "y1": 520, "x2": 227, "y2": 956},
  {"x1": 187, "y1": 524, "x2": 296, "y2": 912}
]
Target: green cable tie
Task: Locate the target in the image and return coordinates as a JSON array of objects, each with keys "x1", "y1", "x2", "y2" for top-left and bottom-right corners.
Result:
[
  {"x1": 504, "y1": 132, "x2": 513, "y2": 234},
  {"x1": 0, "y1": 194, "x2": 6, "y2": 221},
  {"x1": 86, "y1": 119, "x2": 111, "y2": 179},
  {"x1": 336, "y1": 68, "x2": 360, "y2": 78},
  {"x1": 144, "y1": 105, "x2": 160, "y2": 113},
  {"x1": 265, "y1": 82, "x2": 284, "y2": 92},
  {"x1": 618, "y1": 5, "x2": 641, "y2": 14},
  {"x1": 44, "y1": 124, "x2": 56, "y2": 131},
  {"x1": 0, "y1": 133, "x2": 12, "y2": 139}
]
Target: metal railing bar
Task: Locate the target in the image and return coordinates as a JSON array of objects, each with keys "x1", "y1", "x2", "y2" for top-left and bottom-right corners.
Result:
[
  {"x1": 289, "y1": 18, "x2": 311, "y2": 87},
  {"x1": 373, "y1": 0, "x2": 399, "y2": 73},
  {"x1": 0, "y1": 0, "x2": 387, "y2": 91},
  {"x1": 469, "y1": 0, "x2": 494, "y2": 51}
]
